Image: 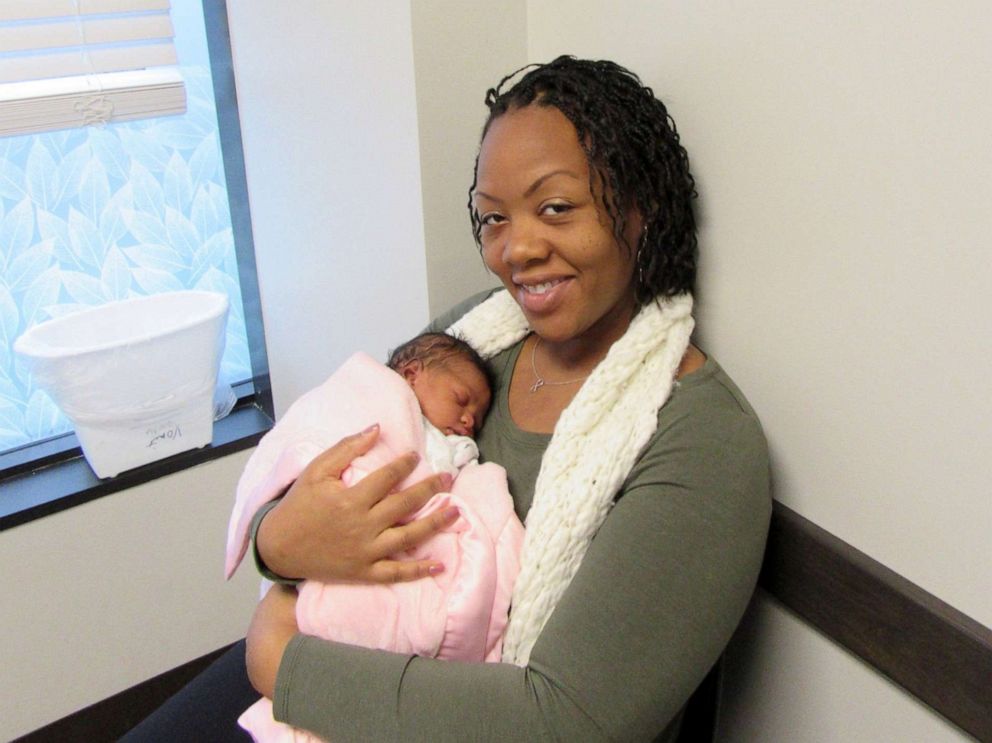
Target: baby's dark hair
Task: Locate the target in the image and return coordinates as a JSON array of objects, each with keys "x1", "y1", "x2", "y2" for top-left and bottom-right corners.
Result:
[
  {"x1": 468, "y1": 55, "x2": 697, "y2": 303},
  {"x1": 387, "y1": 332, "x2": 493, "y2": 391}
]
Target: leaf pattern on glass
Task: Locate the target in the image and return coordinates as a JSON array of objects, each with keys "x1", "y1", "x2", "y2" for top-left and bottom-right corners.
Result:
[
  {"x1": 119, "y1": 129, "x2": 172, "y2": 175},
  {"x1": 88, "y1": 128, "x2": 130, "y2": 182},
  {"x1": 122, "y1": 208, "x2": 170, "y2": 247},
  {"x1": 68, "y1": 207, "x2": 108, "y2": 272},
  {"x1": 190, "y1": 228, "x2": 231, "y2": 285},
  {"x1": 78, "y1": 159, "x2": 111, "y2": 223},
  {"x1": 123, "y1": 243, "x2": 187, "y2": 274},
  {"x1": 62, "y1": 271, "x2": 106, "y2": 305},
  {"x1": 164, "y1": 152, "x2": 194, "y2": 212},
  {"x1": 53, "y1": 143, "x2": 91, "y2": 210},
  {"x1": 0, "y1": 158, "x2": 27, "y2": 202},
  {"x1": 100, "y1": 185, "x2": 132, "y2": 246},
  {"x1": 37, "y1": 208, "x2": 75, "y2": 268},
  {"x1": 101, "y1": 246, "x2": 132, "y2": 301},
  {"x1": 0, "y1": 282, "x2": 20, "y2": 351},
  {"x1": 22, "y1": 266, "x2": 62, "y2": 327},
  {"x1": 129, "y1": 159, "x2": 167, "y2": 219},
  {"x1": 188, "y1": 136, "x2": 219, "y2": 188},
  {"x1": 25, "y1": 389, "x2": 69, "y2": 440},
  {"x1": 26, "y1": 141, "x2": 58, "y2": 210},
  {"x1": 191, "y1": 182, "x2": 227, "y2": 242},
  {"x1": 6, "y1": 240, "x2": 54, "y2": 293},
  {"x1": 166, "y1": 206, "x2": 201, "y2": 265},
  {"x1": 1, "y1": 197, "x2": 35, "y2": 264},
  {"x1": 132, "y1": 267, "x2": 186, "y2": 295}
]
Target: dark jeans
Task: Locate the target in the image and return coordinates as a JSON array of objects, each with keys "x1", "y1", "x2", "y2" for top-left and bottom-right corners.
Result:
[{"x1": 121, "y1": 639, "x2": 257, "y2": 742}]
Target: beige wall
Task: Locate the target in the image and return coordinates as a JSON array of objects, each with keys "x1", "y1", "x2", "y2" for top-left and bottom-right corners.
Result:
[
  {"x1": 525, "y1": 1, "x2": 989, "y2": 740},
  {"x1": 410, "y1": 0, "x2": 524, "y2": 316},
  {"x1": 719, "y1": 595, "x2": 967, "y2": 741},
  {"x1": 0, "y1": 451, "x2": 260, "y2": 740},
  {"x1": 230, "y1": 1, "x2": 432, "y2": 414}
]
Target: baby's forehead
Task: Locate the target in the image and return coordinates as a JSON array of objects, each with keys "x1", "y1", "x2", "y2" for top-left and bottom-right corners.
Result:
[
  {"x1": 435, "y1": 353, "x2": 489, "y2": 387},
  {"x1": 421, "y1": 357, "x2": 489, "y2": 407}
]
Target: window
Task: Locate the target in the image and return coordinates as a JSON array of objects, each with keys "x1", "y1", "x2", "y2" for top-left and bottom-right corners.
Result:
[{"x1": 0, "y1": 0, "x2": 271, "y2": 526}]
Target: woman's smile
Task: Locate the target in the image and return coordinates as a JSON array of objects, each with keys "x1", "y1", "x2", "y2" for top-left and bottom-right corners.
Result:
[{"x1": 513, "y1": 275, "x2": 572, "y2": 313}]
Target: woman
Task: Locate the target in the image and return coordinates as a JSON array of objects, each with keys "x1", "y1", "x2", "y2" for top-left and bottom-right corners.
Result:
[{"x1": 128, "y1": 56, "x2": 769, "y2": 742}]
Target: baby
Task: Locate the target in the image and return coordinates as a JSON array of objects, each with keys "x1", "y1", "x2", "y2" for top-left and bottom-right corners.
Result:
[
  {"x1": 385, "y1": 332, "x2": 492, "y2": 477},
  {"x1": 224, "y1": 333, "x2": 524, "y2": 743}
]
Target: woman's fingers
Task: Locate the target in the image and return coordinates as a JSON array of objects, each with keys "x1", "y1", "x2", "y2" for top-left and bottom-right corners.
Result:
[
  {"x1": 366, "y1": 558, "x2": 446, "y2": 584},
  {"x1": 375, "y1": 504, "x2": 460, "y2": 556},
  {"x1": 353, "y1": 450, "x2": 423, "y2": 507},
  {"x1": 307, "y1": 424, "x2": 382, "y2": 480},
  {"x1": 369, "y1": 471, "x2": 451, "y2": 525}
]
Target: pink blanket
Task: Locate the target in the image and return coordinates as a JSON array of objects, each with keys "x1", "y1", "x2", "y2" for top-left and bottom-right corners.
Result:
[{"x1": 225, "y1": 352, "x2": 524, "y2": 742}]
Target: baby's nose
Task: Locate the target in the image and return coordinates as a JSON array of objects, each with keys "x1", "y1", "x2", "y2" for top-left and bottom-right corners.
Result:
[{"x1": 460, "y1": 413, "x2": 475, "y2": 436}]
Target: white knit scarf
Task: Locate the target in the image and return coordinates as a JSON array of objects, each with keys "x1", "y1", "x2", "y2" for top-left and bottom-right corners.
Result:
[{"x1": 447, "y1": 289, "x2": 694, "y2": 665}]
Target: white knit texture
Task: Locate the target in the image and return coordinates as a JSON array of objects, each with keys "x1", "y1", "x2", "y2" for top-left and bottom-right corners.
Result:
[
  {"x1": 448, "y1": 290, "x2": 694, "y2": 666},
  {"x1": 447, "y1": 289, "x2": 530, "y2": 357}
]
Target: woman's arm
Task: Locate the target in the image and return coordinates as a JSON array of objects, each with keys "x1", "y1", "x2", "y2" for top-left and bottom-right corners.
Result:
[
  {"x1": 254, "y1": 381, "x2": 771, "y2": 741},
  {"x1": 246, "y1": 584, "x2": 300, "y2": 699}
]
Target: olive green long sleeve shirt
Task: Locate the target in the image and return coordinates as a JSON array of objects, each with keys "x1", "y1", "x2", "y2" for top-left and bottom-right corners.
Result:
[{"x1": 269, "y1": 293, "x2": 771, "y2": 742}]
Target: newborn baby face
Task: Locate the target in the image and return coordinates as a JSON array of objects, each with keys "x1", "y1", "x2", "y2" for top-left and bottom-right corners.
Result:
[{"x1": 402, "y1": 357, "x2": 491, "y2": 437}]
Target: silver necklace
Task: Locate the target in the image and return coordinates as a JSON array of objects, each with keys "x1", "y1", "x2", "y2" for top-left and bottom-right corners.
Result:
[{"x1": 529, "y1": 337, "x2": 591, "y2": 393}]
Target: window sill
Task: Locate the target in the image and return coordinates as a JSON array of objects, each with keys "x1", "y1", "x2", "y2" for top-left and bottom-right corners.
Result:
[{"x1": 0, "y1": 397, "x2": 273, "y2": 531}]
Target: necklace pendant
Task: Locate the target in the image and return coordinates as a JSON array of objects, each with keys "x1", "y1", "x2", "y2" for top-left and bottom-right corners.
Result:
[{"x1": 529, "y1": 379, "x2": 545, "y2": 393}]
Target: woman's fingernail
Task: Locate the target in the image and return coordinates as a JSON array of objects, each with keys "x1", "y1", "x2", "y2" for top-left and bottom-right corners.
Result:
[
  {"x1": 439, "y1": 472, "x2": 453, "y2": 490},
  {"x1": 361, "y1": 423, "x2": 379, "y2": 435},
  {"x1": 428, "y1": 563, "x2": 445, "y2": 576},
  {"x1": 443, "y1": 506, "x2": 460, "y2": 521},
  {"x1": 407, "y1": 451, "x2": 421, "y2": 464}
]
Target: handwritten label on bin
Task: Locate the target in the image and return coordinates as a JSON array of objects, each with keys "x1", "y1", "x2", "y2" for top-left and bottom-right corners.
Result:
[{"x1": 146, "y1": 423, "x2": 183, "y2": 448}]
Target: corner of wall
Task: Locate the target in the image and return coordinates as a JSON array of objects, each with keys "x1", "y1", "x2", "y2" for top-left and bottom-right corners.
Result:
[{"x1": 410, "y1": 0, "x2": 528, "y2": 317}]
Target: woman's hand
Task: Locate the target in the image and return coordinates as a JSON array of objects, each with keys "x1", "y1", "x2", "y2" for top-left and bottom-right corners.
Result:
[
  {"x1": 245, "y1": 584, "x2": 299, "y2": 699},
  {"x1": 256, "y1": 425, "x2": 458, "y2": 583}
]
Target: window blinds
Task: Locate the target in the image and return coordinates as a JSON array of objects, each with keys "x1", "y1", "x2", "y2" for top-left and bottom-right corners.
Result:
[{"x1": 0, "y1": 0, "x2": 186, "y2": 136}]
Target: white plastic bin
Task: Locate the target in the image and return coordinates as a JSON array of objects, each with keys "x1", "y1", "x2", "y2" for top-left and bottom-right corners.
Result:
[{"x1": 14, "y1": 291, "x2": 229, "y2": 478}]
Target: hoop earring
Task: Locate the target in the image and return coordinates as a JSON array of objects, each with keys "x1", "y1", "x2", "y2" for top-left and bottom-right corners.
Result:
[{"x1": 637, "y1": 225, "x2": 649, "y2": 288}]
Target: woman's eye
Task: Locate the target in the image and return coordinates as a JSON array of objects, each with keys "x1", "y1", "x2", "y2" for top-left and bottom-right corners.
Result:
[
  {"x1": 540, "y1": 202, "x2": 572, "y2": 216},
  {"x1": 479, "y1": 212, "x2": 505, "y2": 226}
]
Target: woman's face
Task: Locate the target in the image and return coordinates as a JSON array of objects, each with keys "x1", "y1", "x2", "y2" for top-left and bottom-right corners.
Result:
[{"x1": 474, "y1": 104, "x2": 639, "y2": 348}]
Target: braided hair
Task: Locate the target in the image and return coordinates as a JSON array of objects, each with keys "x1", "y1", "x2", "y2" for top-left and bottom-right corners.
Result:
[
  {"x1": 387, "y1": 332, "x2": 494, "y2": 393},
  {"x1": 468, "y1": 56, "x2": 697, "y2": 303}
]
